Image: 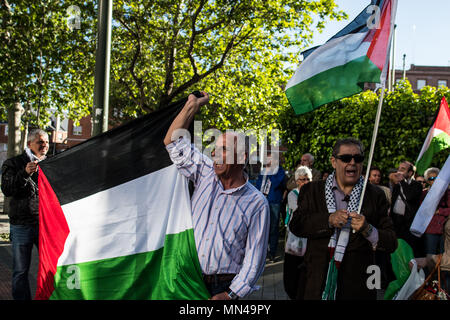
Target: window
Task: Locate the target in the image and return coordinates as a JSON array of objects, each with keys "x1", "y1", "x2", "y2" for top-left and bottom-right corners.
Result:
[
  {"x1": 1, "y1": 143, "x2": 6, "y2": 151},
  {"x1": 417, "y1": 79, "x2": 426, "y2": 90},
  {"x1": 73, "y1": 125, "x2": 82, "y2": 135},
  {"x1": 438, "y1": 80, "x2": 447, "y2": 87},
  {"x1": 4, "y1": 125, "x2": 7, "y2": 136}
]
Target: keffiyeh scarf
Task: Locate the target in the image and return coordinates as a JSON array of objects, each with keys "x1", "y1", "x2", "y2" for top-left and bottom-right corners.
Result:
[{"x1": 322, "y1": 171, "x2": 364, "y2": 300}]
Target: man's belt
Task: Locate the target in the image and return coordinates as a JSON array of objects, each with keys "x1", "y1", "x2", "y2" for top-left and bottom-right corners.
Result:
[{"x1": 202, "y1": 273, "x2": 236, "y2": 284}]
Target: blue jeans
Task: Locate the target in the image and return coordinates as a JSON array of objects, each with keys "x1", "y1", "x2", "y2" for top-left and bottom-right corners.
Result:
[
  {"x1": 10, "y1": 224, "x2": 39, "y2": 300},
  {"x1": 269, "y1": 203, "x2": 281, "y2": 257}
]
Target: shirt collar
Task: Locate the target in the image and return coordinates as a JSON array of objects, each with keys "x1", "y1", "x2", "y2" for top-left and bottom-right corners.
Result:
[
  {"x1": 25, "y1": 147, "x2": 45, "y2": 162},
  {"x1": 214, "y1": 172, "x2": 249, "y2": 194}
]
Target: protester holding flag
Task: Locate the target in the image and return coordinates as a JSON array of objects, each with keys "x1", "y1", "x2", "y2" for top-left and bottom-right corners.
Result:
[
  {"x1": 289, "y1": 138, "x2": 397, "y2": 300},
  {"x1": 164, "y1": 92, "x2": 270, "y2": 300},
  {"x1": 1, "y1": 129, "x2": 49, "y2": 300}
]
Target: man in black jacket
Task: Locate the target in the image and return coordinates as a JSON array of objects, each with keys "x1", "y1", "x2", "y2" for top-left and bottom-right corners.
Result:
[
  {"x1": 289, "y1": 138, "x2": 397, "y2": 300},
  {"x1": 1, "y1": 129, "x2": 49, "y2": 300},
  {"x1": 390, "y1": 160, "x2": 424, "y2": 257}
]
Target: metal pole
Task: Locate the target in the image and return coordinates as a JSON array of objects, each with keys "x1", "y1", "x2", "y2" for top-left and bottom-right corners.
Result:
[
  {"x1": 391, "y1": 24, "x2": 397, "y2": 89},
  {"x1": 402, "y1": 54, "x2": 406, "y2": 80},
  {"x1": 92, "y1": 0, "x2": 113, "y2": 136},
  {"x1": 356, "y1": 84, "x2": 386, "y2": 217}
]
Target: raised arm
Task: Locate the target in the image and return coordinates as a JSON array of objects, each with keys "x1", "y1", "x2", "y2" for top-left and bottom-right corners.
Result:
[{"x1": 164, "y1": 91, "x2": 209, "y2": 146}]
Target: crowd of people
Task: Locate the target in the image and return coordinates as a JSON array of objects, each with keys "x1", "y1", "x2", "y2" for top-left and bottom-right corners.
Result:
[
  {"x1": 1, "y1": 92, "x2": 449, "y2": 301},
  {"x1": 249, "y1": 142, "x2": 449, "y2": 300}
]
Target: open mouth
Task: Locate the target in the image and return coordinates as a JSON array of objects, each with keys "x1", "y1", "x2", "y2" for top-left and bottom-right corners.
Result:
[
  {"x1": 345, "y1": 167, "x2": 357, "y2": 177},
  {"x1": 214, "y1": 162, "x2": 224, "y2": 170}
]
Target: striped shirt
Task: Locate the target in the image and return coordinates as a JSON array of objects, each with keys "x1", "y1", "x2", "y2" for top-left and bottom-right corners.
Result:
[{"x1": 166, "y1": 137, "x2": 270, "y2": 297}]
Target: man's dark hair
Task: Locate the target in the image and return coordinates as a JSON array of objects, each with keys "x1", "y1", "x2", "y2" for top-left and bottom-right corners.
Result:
[
  {"x1": 370, "y1": 166, "x2": 381, "y2": 174},
  {"x1": 332, "y1": 138, "x2": 364, "y2": 157},
  {"x1": 401, "y1": 161, "x2": 415, "y2": 173}
]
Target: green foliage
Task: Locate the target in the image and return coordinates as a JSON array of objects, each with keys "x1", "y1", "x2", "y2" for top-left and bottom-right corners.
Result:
[
  {"x1": 110, "y1": 0, "x2": 346, "y2": 126},
  {"x1": 0, "y1": 1, "x2": 96, "y2": 128},
  {"x1": 279, "y1": 80, "x2": 450, "y2": 180}
]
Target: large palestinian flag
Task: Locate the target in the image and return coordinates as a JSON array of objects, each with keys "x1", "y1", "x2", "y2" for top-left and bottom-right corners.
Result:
[
  {"x1": 285, "y1": 0, "x2": 397, "y2": 115},
  {"x1": 35, "y1": 94, "x2": 210, "y2": 300},
  {"x1": 415, "y1": 97, "x2": 450, "y2": 175}
]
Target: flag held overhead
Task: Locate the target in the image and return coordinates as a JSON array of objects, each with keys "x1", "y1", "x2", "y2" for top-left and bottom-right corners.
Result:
[
  {"x1": 415, "y1": 97, "x2": 450, "y2": 176},
  {"x1": 36, "y1": 96, "x2": 210, "y2": 300},
  {"x1": 285, "y1": 0, "x2": 397, "y2": 115}
]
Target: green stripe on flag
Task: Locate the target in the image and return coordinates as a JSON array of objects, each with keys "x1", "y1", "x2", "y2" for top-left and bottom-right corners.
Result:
[
  {"x1": 50, "y1": 229, "x2": 210, "y2": 300},
  {"x1": 415, "y1": 131, "x2": 450, "y2": 175},
  {"x1": 285, "y1": 56, "x2": 381, "y2": 115}
]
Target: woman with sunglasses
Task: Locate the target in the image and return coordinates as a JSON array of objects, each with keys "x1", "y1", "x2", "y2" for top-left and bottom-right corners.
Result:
[{"x1": 420, "y1": 167, "x2": 450, "y2": 271}]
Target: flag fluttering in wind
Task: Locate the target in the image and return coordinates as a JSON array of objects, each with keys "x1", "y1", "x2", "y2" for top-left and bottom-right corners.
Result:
[
  {"x1": 415, "y1": 97, "x2": 450, "y2": 176},
  {"x1": 285, "y1": 0, "x2": 397, "y2": 115},
  {"x1": 410, "y1": 155, "x2": 450, "y2": 237},
  {"x1": 35, "y1": 96, "x2": 210, "y2": 300}
]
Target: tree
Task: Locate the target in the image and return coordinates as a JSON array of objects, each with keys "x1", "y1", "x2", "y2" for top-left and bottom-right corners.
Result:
[
  {"x1": 279, "y1": 80, "x2": 450, "y2": 181},
  {"x1": 0, "y1": 0, "x2": 97, "y2": 156},
  {"x1": 109, "y1": 0, "x2": 346, "y2": 130}
]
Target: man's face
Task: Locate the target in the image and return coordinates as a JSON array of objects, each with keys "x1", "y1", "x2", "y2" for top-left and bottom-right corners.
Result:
[
  {"x1": 369, "y1": 169, "x2": 381, "y2": 185},
  {"x1": 331, "y1": 144, "x2": 363, "y2": 188},
  {"x1": 416, "y1": 176, "x2": 427, "y2": 188},
  {"x1": 28, "y1": 134, "x2": 49, "y2": 159},
  {"x1": 301, "y1": 155, "x2": 312, "y2": 168},
  {"x1": 398, "y1": 162, "x2": 413, "y2": 179},
  {"x1": 211, "y1": 133, "x2": 244, "y2": 179}
]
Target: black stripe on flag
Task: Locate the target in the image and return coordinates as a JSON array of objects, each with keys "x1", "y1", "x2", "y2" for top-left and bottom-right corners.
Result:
[
  {"x1": 40, "y1": 94, "x2": 197, "y2": 206},
  {"x1": 302, "y1": 0, "x2": 384, "y2": 59}
]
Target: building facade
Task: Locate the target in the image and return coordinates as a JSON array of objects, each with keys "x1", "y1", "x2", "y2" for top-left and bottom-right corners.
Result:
[{"x1": 365, "y1": 64, "x2": 450, "y2": 92}]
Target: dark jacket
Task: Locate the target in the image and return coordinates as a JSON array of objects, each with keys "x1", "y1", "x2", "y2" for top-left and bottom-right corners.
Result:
[
  {"x1": 289, "y1": 180, "x2": 397, "y2": 300},
  {"x1": 1, "y1": 151, "x2": 39, "y2": 225},
  {"x1": 390, "y1": 179, "x2": 423, "y2": 238}
]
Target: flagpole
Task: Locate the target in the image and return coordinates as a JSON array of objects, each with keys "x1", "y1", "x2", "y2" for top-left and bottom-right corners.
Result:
[
  {"x1": 353, "y1": 0, "x2": 398, "y2": 229},
  {"x1": 353, "y1": 85, "x2": 386, "y2": 232}
]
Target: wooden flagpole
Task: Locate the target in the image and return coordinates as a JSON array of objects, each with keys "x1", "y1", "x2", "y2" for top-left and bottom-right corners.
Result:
[
  {"x1": 353, "y1": 0, "x2": 398, "y2": 233},
  {"x1": 357, "y1": 85, "x2": 386, "y2": 215}
]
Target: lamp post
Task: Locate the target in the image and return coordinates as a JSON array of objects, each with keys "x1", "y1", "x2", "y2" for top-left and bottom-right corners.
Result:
[{"x1": 92, "y1": 0, "x2": 113, "y2": 136}]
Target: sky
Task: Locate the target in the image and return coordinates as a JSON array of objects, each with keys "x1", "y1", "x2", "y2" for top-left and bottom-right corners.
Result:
[{"x1": 308, "y1": 0, "x2": 450, "y2": 70}]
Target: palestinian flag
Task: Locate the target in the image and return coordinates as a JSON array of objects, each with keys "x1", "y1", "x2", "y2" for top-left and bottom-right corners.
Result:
[
  {"x1": 285, "y1": 0, "x2": 397, "y2": 115},
  {"x1": 35, "y1": 94, "x2": 210, "y2": 300},
  {"x1": 415, "y1": 97, "x2": 450, "y2": 176}
]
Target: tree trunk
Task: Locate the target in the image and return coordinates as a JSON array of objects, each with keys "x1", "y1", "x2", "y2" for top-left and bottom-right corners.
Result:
[{"x1": 7, "y1": 101, "x2": 24, "y2": 159}]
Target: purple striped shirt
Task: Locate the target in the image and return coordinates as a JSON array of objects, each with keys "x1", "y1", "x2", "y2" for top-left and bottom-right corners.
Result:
[{"x1": 166, "y1": 137, "x2": 270, "y2": 297}]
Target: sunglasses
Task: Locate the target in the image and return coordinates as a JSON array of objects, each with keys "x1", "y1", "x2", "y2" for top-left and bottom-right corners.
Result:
[
  {"x1": 335, "y1": 154, "x2": 364, "y2": 163},
  {"x1": 428, "y1": 176, "x2": 437, "y2": 181},
  {"x1": 297, "y1": 178, "x2": 310, "y2": 182}
]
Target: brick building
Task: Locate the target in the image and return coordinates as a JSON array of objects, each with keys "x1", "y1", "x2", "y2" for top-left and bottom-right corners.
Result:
[
  {"x1": 395, "y1": 64, "x2": 450, "y2": 92},
  {"x1": 365, "y1": 64, "x2": 450, "y2": 91}
]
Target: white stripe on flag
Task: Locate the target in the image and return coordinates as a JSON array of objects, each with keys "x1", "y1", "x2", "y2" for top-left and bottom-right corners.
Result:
[
  {"x1": 410, "y1": 155, "x2": 450, "y2": 237},
  {"x1": 416, "y1": 128, "x2": 444, "y2": 163},
  {"x1": 285, "y1": 32, "x2": 370, "y2": 90},
  {"x1": 57, "y1": 164, "x2": 192, "y2": 266}
]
